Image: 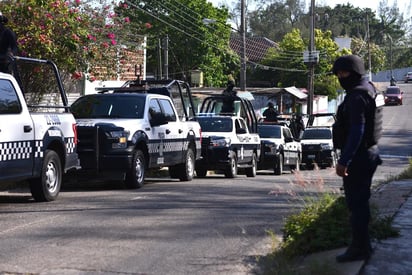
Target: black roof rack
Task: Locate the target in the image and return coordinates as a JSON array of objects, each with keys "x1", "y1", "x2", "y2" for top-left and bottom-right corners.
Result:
[{"x1": 199, "y1": 94, "x2": 258, "y2": 134}]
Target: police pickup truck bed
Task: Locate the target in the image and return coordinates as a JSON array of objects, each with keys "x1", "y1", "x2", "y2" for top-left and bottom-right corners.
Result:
[
  {"x1": 0, "y1": 57, "x2": 79, "y2": 201},
  {"x1": 70, "y1": 79, "x2": 202, "y2": 188}
]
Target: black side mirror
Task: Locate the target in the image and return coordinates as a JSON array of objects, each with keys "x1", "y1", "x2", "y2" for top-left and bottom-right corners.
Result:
[{"x1": 150, "y1": 113, "x2": 168, "y2": 127}]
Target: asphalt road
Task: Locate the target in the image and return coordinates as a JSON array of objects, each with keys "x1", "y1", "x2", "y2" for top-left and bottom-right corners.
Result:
[{"x1": 0, "y1": 83, "x2": 411, "y2": 275}]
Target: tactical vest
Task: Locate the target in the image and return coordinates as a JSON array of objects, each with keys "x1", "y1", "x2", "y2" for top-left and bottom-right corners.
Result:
[{"x1": 333, "y1": 82, "x2": 383, "y2": 149}]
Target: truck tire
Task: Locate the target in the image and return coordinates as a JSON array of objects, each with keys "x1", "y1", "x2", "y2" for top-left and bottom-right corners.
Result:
[
  {"x1": 224, "y1": 151, "x2": 238, "y2": 178},
  {"x1": 125, "y1": 149, "x2": 145, "y2": 189},
  {"x1": 274, "y1": 154, "x2": 283, "y2": 175},
  {"x1": 290, "y1": 154, "x2": 301, "y2": 172},
  {"x1": 330, "y1": 151, "x2": 337, "y2": 168},
  {"x1": 245, "y1": 152, "x2": 257, "y2": 177},
  {"x1": 177, "y1": 147, "x2": 195, "y2": 181},
  {"x1": 29, "y1": 150, "x2": 62, "y2": 202}
]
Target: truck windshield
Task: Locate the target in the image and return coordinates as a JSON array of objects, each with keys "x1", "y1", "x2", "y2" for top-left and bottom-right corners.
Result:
[
  {"x1": 71, "y1": 95, "x2": 145, "y2": 119},
  {"x1": 257, "y1": 125, "x2": 281, "y2": 138},
  {"x1": 197, "y1": 117, "x2": 233, "y2": 132},
  {"x1": 301, "y1": 128, "x2": 332, "y2": 140}
]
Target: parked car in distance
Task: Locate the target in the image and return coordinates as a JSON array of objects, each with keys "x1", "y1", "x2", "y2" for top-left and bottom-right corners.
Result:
[
  {"x1": 257, "y1": 123, "x2": 301, "y2": 175},
  {"x1": 403, "y1": 72, "x2": 412, "y2": 83},
  {"x1": 300, "y1": 127, "x2": 338, "y2": 169},
  {"x1": 384, "y1": 86, "x2": 403, "y2": 105}
]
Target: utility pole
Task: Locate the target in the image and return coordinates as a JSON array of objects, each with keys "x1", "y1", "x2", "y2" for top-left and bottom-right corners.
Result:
[
  {"x1": 163, "y1": 35, "x2": 169, "y2": 80},
  {"x1": 307, "y1": 0, "x2": 315, "y2": 115},
  {"x1": 366, "y1": 12, "x2": 372, "y2": 81},
  {"x1": 240, "y1": 0, "x2": 246, "y2": 91},
  {"x1": 157, "y1": 38, "x2": 162, "y2": 80}
]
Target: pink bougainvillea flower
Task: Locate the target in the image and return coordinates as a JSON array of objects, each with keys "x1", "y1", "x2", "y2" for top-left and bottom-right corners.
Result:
[
  {"x1": 107, "y1": 32, "x2": 115, "y2": 39},
  {"x1": 124, "y1": 17, "x2": 130, "y2": 23},
  {"x1": 102, "y1": 42, "x2": 109, "y2": 48},
  {"x1": 72, "y1": 33, "x2": 80, "y2": 41},
  {"x1": 87, "y1": 34, "x2": 96, "y2": 41},
  {"x1": 110, "y1": 39, "x2": 117, "y2": 45},
  {"x1": 72, "y1": 71, "x2": 83, "y2": 79},
  {"x1": 145, "y1": 22, "x2": 152, "y2": 29}
]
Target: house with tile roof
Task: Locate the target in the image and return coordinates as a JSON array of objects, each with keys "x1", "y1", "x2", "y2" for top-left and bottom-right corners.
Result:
[{"x1": 229, "y1": 33, "x2": 278, "y2": 63}]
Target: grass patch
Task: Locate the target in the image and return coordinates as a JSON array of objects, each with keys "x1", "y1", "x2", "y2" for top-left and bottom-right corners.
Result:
[
  {"x1": 259, "y1": 193, "x2": 400, "y2": 274},
  {"x1": 258, "y1": 159, "x2": 412, "y2": 274},
  {"x1": 393, "y1": 159, "x2": 412, "y2": 180}
]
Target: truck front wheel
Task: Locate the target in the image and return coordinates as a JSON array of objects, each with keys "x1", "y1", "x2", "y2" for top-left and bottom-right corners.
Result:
[
  {"x1": 274, "y1": 154, "x2": 283, "y2": 175},
  {"x1": 224, "y1": 151, "x2": 238, "y2": 178},
  {"x1": 29, "y1": 150, "x2": 62, "y2": 202},
  {"x1": 178, "y1": 147, "x2": 195, "y2": 181},
  {"x1": 245, "y1": 152, "x2": 257, "y2": 177},
  {"x1": 125, "y1": 149, "x2": 145, "y2": 189}
]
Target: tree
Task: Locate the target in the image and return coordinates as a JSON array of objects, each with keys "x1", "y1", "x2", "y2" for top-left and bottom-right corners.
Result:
[
  {"x1": 1, "y1": 0, "x2": 143, "y2": 81},
  {"x1": 122, "y1": 0, "x2": 239, "y2": 87},
  {"x1": 249, "y1": 0, "x2": 305, "y2": 42},
  {"x1": 251, "y1": 28, "x2": 348, "y2": 99},
  {"x1": 350, "y1": 37, "x2": 385, "y2": 73}
]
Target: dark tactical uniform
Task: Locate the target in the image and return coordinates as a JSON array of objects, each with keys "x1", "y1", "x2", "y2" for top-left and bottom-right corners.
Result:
[
  {"x1": 332, "y1": 55, "x2": 382, "y2": 263},
  {"x1": 263, "y1": 102, "x2": 278, "y2": 121},
  {"x1": 0, "y1": 13, "x2": 18, "y2": 73}
]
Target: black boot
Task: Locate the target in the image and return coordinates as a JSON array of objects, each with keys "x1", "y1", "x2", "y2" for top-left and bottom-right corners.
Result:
[{"x1": 336, "y1": 246, "x2": 371, "y2": 263}]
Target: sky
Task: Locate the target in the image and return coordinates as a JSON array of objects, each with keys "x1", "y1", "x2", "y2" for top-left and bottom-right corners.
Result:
[
  {"x1": 316, "y1": 0, "x2": 411, "y2": 12},
  {"x1": 209, "y1": 0, "x2": 412, "y2": 14}
]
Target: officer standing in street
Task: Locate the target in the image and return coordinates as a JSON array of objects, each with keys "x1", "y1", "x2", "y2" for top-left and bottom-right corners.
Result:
[
  {"x1": 332, "y1": 55, "x2": 383, "y2": 263},
  {"x1": 0, "y1": 12, "x2": 18, "y2": 73}
]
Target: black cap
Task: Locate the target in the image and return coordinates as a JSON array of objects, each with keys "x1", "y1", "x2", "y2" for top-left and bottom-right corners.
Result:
[
  {"x1": 332, "y1": 55, "x2": 365, "y2": 76},
  {"x1": 0, "y1": 12, "x2": 8, "y2": 24}
]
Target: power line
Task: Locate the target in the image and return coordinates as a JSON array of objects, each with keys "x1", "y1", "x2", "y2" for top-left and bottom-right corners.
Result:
[{"x1": 124, "y1": 0, "x2": 309, "y2": 73}]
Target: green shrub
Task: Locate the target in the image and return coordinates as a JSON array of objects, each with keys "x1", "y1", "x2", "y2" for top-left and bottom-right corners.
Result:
[
  {"x1": 279, "y1": 193, "x2": 400, "y2": 259},
  {"x1": 281, "y1": 194, "x2": 350, "y2": 258}
]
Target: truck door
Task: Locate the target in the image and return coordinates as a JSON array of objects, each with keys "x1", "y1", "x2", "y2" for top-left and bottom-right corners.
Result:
[
  {"x1": 158, "y1": 98, "x2": 184, "y2": 165},
  {"x1": 148, "y1": 98, "x2": 183, "y2": 167},
  {"x1": 0, "y1": 79, "x2": 34, "y2": 181},
  {"x1": 283, "y1": 127, "x2": 298, "y2": 164},
  {"x1": 235, "y1": 118, "x2": 250, "y2": 164}
]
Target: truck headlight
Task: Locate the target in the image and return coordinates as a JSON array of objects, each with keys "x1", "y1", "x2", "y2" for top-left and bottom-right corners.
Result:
[
  {"x1": 320, "y1": 143, "x2": 332, "y2": 150},
  {"x1": 108, "y1": 131, "x2": 129, "y2": 148},
  {"x1": 264, "y1": 142, "x2": 278, "y2": 153},
  {"x1": 211, "y1": 137, "x2": 231, "y2": 147}
]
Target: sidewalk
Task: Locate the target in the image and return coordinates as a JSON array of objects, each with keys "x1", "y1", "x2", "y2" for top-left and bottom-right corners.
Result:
[
  {"x1": 299, "y1": 180, "x2": 412, "y2": 275},
  {"x1": 362, "y1": 180, "x2": 412, "y2": 274}
]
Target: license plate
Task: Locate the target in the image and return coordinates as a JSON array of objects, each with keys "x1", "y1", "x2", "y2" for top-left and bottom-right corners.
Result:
[{"x1": 308, "y1": 155, "x2": 315, "y2": 159}]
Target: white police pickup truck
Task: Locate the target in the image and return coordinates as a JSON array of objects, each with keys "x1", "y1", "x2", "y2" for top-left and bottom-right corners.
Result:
[
  {"x1": 70, "y1": 79, "x2": 202, "y2": 188},
  {"x1": 0, "y1": 57, "x2": 79, "y2": 201},
  {"x1": 257, "y1": 123, "x2": 301, "y2": 175},
  {"x1": 195, "y1": 92, "x2": 261, "y2": 178},
  {"x1": 195, "y1": 115, "x2": 260, "y2": 178}
]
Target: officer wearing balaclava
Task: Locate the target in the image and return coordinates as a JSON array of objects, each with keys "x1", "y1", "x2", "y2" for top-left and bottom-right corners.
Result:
[{"x1": 332, "y1": 55, "x2": 382, "y2": 263}]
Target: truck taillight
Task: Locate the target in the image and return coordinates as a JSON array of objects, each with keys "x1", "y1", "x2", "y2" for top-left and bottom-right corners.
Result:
[{"x1": 72, "y1": 123, "x2": 78, "y2": 144}]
